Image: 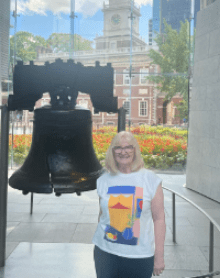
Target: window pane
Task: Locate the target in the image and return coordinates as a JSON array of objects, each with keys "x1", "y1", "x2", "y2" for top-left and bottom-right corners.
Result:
[{"x1": 123, "y1": 101, "x2": 130, "y2": 114}]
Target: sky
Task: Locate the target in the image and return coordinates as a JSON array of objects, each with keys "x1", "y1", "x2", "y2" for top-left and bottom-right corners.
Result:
[{"x1": 9, "y1": 0, "x2": 153, "y2": 44}]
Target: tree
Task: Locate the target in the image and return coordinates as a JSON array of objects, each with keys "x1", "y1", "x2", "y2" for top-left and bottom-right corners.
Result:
[
  {"x1": 146, "y1": 19, "x2": 195, "y2": 120},
  {"x1": 47, "y1": 33, "x2": 93, "y2": 53},
  {"x1": 10, "y1": 31, "x2": 48, "y2": 64}
]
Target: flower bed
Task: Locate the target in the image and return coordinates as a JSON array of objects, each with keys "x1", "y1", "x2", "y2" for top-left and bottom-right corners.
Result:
[{"x1": 9, "y1": 125, "x2": 187, "y2": 170}]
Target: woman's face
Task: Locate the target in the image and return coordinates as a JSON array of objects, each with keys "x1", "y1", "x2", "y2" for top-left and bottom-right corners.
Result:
[{"x1": 113, "y1": 138, "x2": 135, "y2": 168}]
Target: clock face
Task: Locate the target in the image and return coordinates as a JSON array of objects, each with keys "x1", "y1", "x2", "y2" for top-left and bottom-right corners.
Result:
[{"x1": 111, "y1": 14, "x2": 121, "y2": 26}]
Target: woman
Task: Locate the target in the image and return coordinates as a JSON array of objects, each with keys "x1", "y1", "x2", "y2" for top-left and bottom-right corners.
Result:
[{"x1": 92, "y1": 131, "x2": 166, "y2": 277}]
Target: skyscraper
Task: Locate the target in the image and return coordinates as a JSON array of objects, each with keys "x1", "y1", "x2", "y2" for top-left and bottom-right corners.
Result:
[
  {"x1": 194, "y1": 0, "x2": 201, "y2": 27},
  {"x1": 152, "y1": 0, "x2": 200, "y2": 44},
  {"x1": 160, "y1": 0, "x2": 191, "y2": 33},
  {"x1": 152, "y1": 0, "x2": 160, "y2": 44},
  {"x1": 149, "y1": 19, "x2": 153, "y2": 45}
]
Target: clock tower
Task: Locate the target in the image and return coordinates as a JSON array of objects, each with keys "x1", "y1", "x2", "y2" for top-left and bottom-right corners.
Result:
[{"x1": 95, "y1": 0, "x2": 146, "y2": 50}]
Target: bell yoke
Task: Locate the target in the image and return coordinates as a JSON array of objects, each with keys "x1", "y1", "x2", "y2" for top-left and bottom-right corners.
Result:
[{"x1": 8, "y1": 59, "x2": 118, "y2": 196}]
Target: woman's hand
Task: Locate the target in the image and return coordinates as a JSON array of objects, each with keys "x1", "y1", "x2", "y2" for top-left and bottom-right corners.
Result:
[{"x1": 153, "y1": 256, "x2": 165, "y2": 276}]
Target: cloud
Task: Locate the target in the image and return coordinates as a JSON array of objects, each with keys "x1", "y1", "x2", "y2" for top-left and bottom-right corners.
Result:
[{"x1": 13, "y1": 0, "x2": 152, "y2": 17}]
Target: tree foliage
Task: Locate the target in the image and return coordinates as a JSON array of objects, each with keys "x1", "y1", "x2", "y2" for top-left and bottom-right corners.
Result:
[
  {"x1": 146, "y1": 19, "x2": 195, "y2": 120},
  {"x1": 47, "y1": 33, "x2": 93, "y2": 53},
  {"x1": 10, "y1": 32, "x2": 93, "y2": 64},
  {"x1": 10, "y1": 31, "x2": 48, "y2": 64}
]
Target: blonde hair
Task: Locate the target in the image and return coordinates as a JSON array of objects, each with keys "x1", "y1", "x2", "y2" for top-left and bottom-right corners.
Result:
[{"x1": 105, "y1": 131, "x2": 144, "y2": 175}]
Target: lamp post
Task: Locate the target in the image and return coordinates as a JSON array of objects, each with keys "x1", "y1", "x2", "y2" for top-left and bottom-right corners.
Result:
[{"x1": 69, "y1": 0, "x2": 77, "y2": 59}]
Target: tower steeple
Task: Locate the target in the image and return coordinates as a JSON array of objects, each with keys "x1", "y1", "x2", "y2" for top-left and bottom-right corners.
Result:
[{"x1": 95, "y1": 0, "x2": 146, "y2": 50}]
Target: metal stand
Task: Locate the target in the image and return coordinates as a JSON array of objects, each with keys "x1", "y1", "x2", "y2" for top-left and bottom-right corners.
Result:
[
  {"x1": 30, "y1": 193, "x2": 34, "y2": 214},
  {"x1": 118, "y1": 107, "x2": 126, "y2": 132},
  {"x1": 0, "y1": 105, "x2": 10, "y2": 267}
]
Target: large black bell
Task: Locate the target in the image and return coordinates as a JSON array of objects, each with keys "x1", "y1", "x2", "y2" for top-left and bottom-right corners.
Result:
[{"x1": 9, "y1": 105, "x2": 104, "y2": 195}]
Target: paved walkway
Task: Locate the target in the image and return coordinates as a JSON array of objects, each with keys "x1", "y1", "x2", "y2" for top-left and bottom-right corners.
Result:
[{"x1": 0, "y1": 169, "x2": 220, "y2": 278}]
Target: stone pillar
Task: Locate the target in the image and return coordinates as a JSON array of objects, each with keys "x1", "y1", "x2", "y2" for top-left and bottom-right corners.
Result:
[{"x1": 186, "y1": 0, "x2": 220, "y2": 202}]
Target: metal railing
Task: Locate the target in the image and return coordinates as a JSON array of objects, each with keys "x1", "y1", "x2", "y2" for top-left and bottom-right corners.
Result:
[
  {"x1": 162, "y1": 186, "x2": 220, "y2": 278},
  {"x1": 1, "y1": 104, "x2": 220, "y2": 276}
]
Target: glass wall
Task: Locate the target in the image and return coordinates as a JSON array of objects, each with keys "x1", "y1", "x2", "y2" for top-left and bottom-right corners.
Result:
[{"x1": 3, "y1": 0, "x2": 198, "y2": 172}]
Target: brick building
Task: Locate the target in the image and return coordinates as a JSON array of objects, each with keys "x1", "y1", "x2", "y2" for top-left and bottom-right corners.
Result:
[{"x1": 33, "y1": 0, "x2": 183, "y2": 128}]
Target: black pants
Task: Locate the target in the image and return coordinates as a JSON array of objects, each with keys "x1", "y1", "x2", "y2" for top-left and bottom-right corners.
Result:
[{"x1": 93, "y1": 245, "x2": 154, "y2": 278}]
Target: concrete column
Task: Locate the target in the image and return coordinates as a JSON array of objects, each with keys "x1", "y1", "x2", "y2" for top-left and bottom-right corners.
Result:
[{"x1": 186, "y1": 0, "x2": 220, "y2": 202}]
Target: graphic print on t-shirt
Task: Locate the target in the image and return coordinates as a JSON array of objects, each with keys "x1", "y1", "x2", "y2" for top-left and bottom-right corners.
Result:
[{"x1": 104, "y1": 186, "x2": 143, "y2": 246}]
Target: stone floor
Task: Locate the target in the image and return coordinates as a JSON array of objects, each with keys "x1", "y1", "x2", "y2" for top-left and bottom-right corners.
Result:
[{"x1": 0, "y1": 170, "x2": 220, "y2": 278}]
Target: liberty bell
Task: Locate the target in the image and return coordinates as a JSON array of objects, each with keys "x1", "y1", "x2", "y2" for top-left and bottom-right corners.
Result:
[{"x1": 8, "y1": 59, "x2": 118, "y2": 196}]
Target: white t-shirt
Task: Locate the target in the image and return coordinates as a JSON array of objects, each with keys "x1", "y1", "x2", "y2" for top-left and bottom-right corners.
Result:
[{"x1": 92, "y1": 168, "x2": 162, "y2": 258}]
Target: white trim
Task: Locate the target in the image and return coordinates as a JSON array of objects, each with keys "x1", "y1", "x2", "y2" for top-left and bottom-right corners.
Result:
[
  {"x1": 139, "y1": 88, "x2": 148, "y2": 95},
  {"x1": 78, "y1": 99, "x2": 88, "y2": 109},
  {"x1": 123, "y1": 89, "x2": 130, "y2": 95}
]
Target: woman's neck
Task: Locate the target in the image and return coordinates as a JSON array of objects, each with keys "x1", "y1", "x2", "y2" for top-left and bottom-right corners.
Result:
[{"x1": 118, "y1": 165, "x2": 132, "y2": 174}]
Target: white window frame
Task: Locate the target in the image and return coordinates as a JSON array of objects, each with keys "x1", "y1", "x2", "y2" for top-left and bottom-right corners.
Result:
[
  {"x1": 139, "y1": 101, "x2": 148, "y2": 117},
  {"x1": 92, "y1": 107, "x2": 100, "y2": 116},
  {"x1": 123, "y1": 100, "x2": 130, "y2": 115},
  {"x1": 123, "y1": 69, "x2": 130, "y2": 85},
  {"x1": 140, "y1": 68, "x2": 149, "y2": 84}
]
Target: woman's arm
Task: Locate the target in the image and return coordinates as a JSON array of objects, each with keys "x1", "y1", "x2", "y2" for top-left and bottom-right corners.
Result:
[{"x1": 151, "y1": 183, "x2": 166, "y2": 276}]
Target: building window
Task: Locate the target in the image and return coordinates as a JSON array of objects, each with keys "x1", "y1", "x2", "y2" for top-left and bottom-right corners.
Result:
[
  {"x1": 92, "y1": 107, "x2": 100, "y2": 115},
  {"x1": 107, "y1": 122, "x2": 114, "y2": 126},
  {"x1": 140, "y1": 68, "x2": 149, "y2": 84},
  {"x1": 110, "y1": 42, "x2": 116, "y2": 49},
  {"x1": 139, "y1": 101, "x2": 148, "y2": 116},
  {"x1": 123, "y1": 101, "x2": 130, "y2": 114},
  {"x1": 123, "y1": 69, "x2": 130, "y2": 85},
  {"x1": 123, "y1": 89, "x2": 130, "y2": 95},
  {"x1": 139, "y1": 89, "x2": 148, "y2": 95},
  {"x1": 107, "y1": 112, "x2": 116, "y2": 116}
]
